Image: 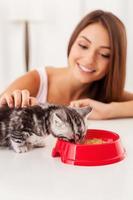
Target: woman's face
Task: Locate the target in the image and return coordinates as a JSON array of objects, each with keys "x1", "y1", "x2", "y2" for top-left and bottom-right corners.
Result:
[{"x1": 68, "y1": 22, "x2": 111, "y2": 84}]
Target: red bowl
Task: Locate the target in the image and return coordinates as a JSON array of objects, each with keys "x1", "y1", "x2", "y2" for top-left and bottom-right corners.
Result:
[{"x1": 52, "y1": 129, "x2": 126, "y2": 166}]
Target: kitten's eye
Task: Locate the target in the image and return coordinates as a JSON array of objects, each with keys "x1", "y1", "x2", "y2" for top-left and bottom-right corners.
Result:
[
  {"x1": 54, "y1": 120, "x2": 65, "y2": 128},
  {"x1": 54, "y1": 120, "x2": 61, "y2": 127}
]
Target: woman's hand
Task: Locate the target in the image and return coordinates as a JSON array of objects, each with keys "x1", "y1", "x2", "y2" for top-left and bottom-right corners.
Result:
[
  {"x1": 0, "y1": 89, "x2": 38, "y2": 108},
  {"x1": 70, "y1": 98, "x2": 114, "y2": 120}
]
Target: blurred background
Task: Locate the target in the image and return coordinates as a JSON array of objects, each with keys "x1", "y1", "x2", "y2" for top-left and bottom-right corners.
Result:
[{"x1": 0, "y1": 0, "x2": 133, "y2": 92}]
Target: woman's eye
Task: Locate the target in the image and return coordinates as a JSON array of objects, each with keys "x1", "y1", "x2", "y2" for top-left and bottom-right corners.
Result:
[
  {"x1": 78, "y1": 44, "x2": 88, "y2": 50},
  {"x1": 101, "y1": 54, "x2": 110, "y2": 59}
]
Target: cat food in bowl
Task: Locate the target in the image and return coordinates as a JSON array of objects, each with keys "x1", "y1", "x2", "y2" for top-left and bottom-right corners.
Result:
[
  {"x1": 52, "y1": 129, "x2": 126, "y2": 166},
  {"x1": 82, "y1": 138, "x2": 106, "y2": 144}
]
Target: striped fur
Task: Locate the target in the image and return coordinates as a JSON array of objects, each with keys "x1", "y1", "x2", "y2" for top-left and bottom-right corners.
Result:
[{"x1": 0, "y1": 103, "x2": 91, "y2": 153}]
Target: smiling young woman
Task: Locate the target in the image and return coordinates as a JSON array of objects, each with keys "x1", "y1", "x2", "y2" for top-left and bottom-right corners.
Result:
[
  {"x1": 67, "y1": 10, "x2": 127, "y2": 103},
  {"x1": 0, "y1": 10, "x2": 133, "y2": 120},
  {"x1": 68, "y1": 22, "x2": 111, "y2": 86}
]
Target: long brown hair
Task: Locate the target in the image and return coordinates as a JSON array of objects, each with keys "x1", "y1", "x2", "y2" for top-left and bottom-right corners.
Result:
[{"x1": 67, "y1": 10, "x2": 127, "y2": 103}]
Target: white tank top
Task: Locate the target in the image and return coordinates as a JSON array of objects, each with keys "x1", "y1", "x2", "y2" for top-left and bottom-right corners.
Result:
[{"x1": 36, "y1": 67, "x2": 48, "y2": 103}]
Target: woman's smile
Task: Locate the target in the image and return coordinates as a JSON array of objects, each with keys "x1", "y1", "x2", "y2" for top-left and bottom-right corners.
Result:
[{"x1": 77, "y1": 63, "x2": 96, "y2": 73}]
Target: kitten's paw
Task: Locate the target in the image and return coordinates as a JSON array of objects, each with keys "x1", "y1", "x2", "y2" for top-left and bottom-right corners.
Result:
[
  {"x1": 14, "y1": 145, "x2": 28, "y2": 153},
  {"x1": 10, "y1": 140, "x2": 28, "y2": 153}
]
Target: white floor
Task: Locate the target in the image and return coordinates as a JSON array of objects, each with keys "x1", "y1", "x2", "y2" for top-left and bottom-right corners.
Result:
[{"x1": 0, "y1": 118, "x2": 133, "y2": 200}]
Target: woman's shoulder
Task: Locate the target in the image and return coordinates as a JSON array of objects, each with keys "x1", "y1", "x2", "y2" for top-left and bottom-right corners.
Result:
[
  {"x1": 45, "y1": 66, "x2": 67, "y2": 77},
  {"x1": 33, "y1": 66, "x2": 55, "y2": 80},
  {"x1": 45, "y1": 66, "x2": 56, "y2": 75}
]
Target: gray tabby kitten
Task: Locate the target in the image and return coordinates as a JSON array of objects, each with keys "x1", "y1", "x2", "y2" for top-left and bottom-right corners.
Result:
[{"x1": 0, "y1": 103, "x2": 91, "y2": 153}]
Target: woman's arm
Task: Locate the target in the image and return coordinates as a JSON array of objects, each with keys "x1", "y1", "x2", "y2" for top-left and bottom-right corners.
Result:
[
  {"x1": 0, "y1": 70, "x2": 40, "y2": 107},
  {"x1": 109, "y1": 90, "x2": 133, "y2": 118},
  {"x1": 70, "y1": 91, "x2": 133, "y2": 120},
  {"x1": 121, "y1": 90, "x2": 133, "y2": 101},
  {"x1": 110, "y1": 101, "x2": 133, "y2": 119}
]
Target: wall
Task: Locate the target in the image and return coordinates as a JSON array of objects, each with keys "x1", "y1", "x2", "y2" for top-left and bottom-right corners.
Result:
[{"x1": 0, "y1": 0, "x2": 132, "y2": 92}]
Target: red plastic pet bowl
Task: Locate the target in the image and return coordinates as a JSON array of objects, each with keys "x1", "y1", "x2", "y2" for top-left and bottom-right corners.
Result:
[{"x1": 52, "y1": 129, "x2": 126, "y2": 166}]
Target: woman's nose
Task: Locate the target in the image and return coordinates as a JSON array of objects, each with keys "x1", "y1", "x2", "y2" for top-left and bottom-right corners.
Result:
[{"x1": 83, "y1": 50, "x2": 96, "y2": 66}]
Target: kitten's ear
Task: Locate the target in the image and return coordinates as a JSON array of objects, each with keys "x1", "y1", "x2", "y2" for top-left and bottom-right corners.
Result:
[{"x1": 72, "y1": 106, "x2": 92, "y2": 118}]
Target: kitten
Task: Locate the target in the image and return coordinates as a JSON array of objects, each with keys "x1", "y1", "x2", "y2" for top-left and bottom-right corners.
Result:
[{"x1": 0, "y1": 103, "x2": 91, "y2": 153}]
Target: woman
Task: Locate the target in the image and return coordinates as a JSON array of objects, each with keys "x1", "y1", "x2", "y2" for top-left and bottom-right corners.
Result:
[{"x1": 0, "y1": 10, "x2": 133, "y2": 119}]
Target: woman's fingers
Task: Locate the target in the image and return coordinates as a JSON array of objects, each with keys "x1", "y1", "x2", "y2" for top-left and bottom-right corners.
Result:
[
  {"x1": 12, "y1": 90, "x2": 22, "y2": 107},
  {"x1": 0, "y1": 96, "x2": 8, "y2": 107},
  {"x1": 70, "y1": 99, "x2": 91, "y2": 107},
  {"x1": 0, "y1": 94, "x2": 14, "y2": 108},
  {"x1": 70, "y1": 98, "x2": 112, "y2": 120},
  {"x1": 0, "y1": 89, "x2": 38, "y2": 108},
  {"x1": 21, "y1": 89, "x2": 30, "y2": 107},
  {"x1": 29, "y1": 97, "x2": 38, "y2": 106}
]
